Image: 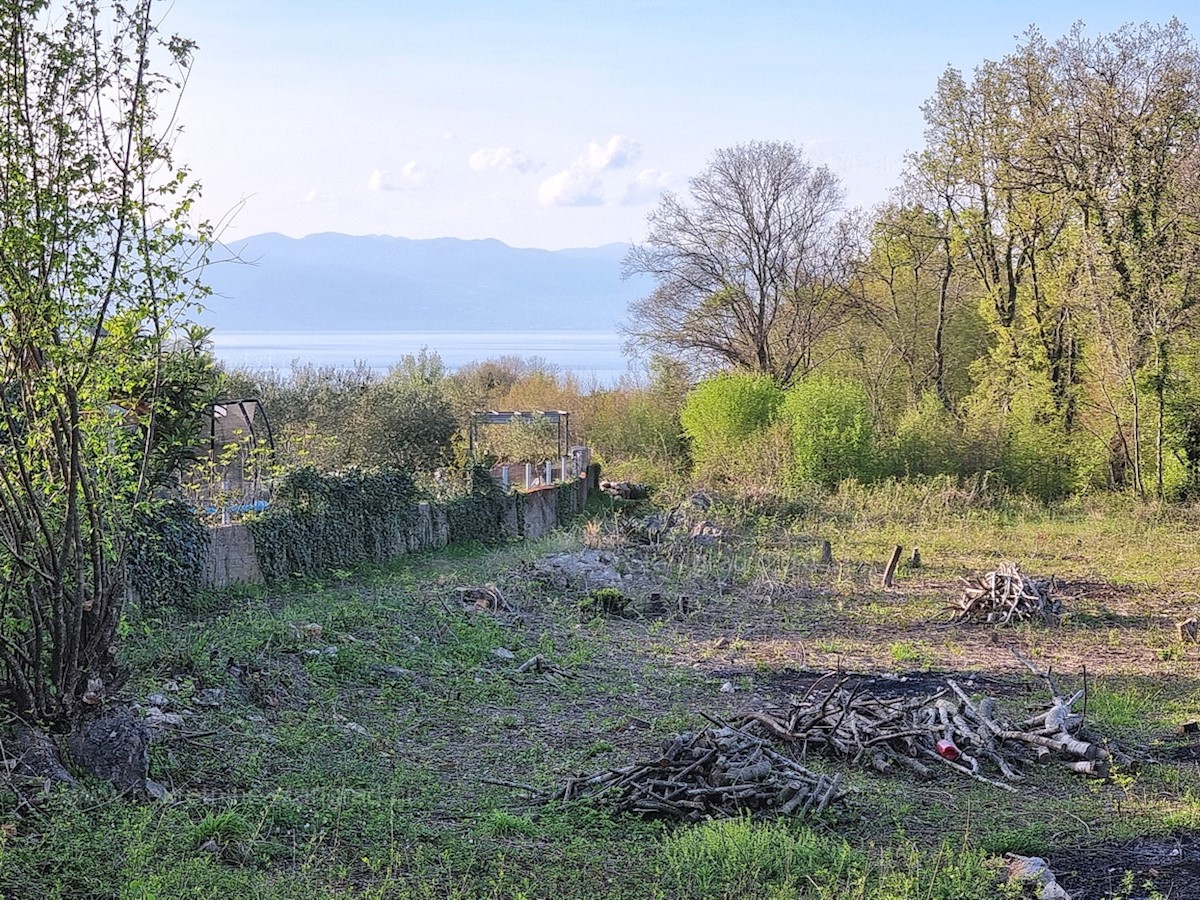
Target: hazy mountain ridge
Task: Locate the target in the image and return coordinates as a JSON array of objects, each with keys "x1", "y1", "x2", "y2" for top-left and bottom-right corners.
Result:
[{"x1": 198, "y1": 233, "x2": 650, "y2": 332}]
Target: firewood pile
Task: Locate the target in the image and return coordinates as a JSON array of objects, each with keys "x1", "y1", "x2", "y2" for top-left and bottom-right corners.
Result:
[
  {"x1": 951, "y1": 563, "x2": 1062, "y2": 625},
  {"x1": 738, "y1": 666, "x2": 1122, "y2": 793},
  {"x1": 545, "y1": 719, "x2": 848, "y2": 821}
]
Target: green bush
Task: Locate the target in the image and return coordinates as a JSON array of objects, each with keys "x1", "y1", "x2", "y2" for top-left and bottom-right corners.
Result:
[
  {"x1": 886, "y1": 392, "x2": 965, "y2": 477},
  {"x1": 680, "y1": 373, "x2": 785, "y2": 473},
  {"x1": 782, "y1": 376, "x2": 877, "y2": 487}
]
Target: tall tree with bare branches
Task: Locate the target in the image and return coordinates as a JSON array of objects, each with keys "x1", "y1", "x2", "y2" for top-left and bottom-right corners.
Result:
[{"x1": 623, "y1": 141, "x2": 856, "y2": 386}]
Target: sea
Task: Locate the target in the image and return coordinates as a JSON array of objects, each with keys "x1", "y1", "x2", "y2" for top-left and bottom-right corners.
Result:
[{"x1": 210, "y1": 330, "x2": 633, "y2": 386}]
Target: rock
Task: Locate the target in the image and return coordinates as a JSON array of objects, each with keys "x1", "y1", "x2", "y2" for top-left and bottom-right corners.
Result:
[
  {"x1": 146, "y1": 693, "x2": 171, "y2": 710},
  {"x1": 66, "y1": 715, "x2": 151, "y2": 793},
  {"x1": 599, "y1": 480, "x2": 649, "y2": 500},
  {"x1": 690, "y1": 521, "x2": 724, "y2": 545},
  {"x1": 379, "y1": 665, "x2": 413, "y2": 678},
  {"x1": 690, "y1": 492, "x2": 713, "y2": 511},
  {"x1": 1005, "y1": 854, "x2": 1071, "y2": 900},
  {"x1": 491, "y1": 647, "x2": 516, "y2": 660},
  {"x1": 144, "y1": 708, "x2": 185, "y2": 729},
  {"x1": 719, "y1": 681, "x2": 736, "y2": 694},
  {"x1": 13, "y1": 727, "x2": 77, "y2": 785},
  {"x1": 321, "y1": 645, "x2": 338, "y2": 657},
  {"x1": 344, "y1": 721, "x2": 368, "y2": 736},
  {"x1": 198, "y1": 838, "x2": 221, "y2": 854},
  {"x1": 193, "y1": 688, "x2": 224, "y2": 708},
  {"x1": 144, "y1": 778, "x2": 170, "y2": 801}
]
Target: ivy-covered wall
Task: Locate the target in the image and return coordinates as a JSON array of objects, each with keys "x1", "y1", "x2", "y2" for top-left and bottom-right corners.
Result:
[{"x1": 201, "y1": 469, "x2": 590, "y2": 588}]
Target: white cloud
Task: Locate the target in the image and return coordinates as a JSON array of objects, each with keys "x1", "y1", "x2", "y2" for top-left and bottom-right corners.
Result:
[
  {"x1": 368, "y1": 161, "x2": 427, "y2": 192},
  {"x1": 621, "y1": 168, "x2": 671, "y2": 205},
  {"x1": 400, "y1": 160, "x2": 427, "y2": 186},
  {"x1": 302, "y1": 188, "x2": 323, "y2": 203},
  {"x1": 537, "y1": 169, "x2": 604, "y2": 207},
  {"x1": 537, "y1": 135, "x2": 642, "y2": 207},
  {"x1": 469, "y1": 146, "x2": 539, "y2": 173},
  {"x1": 586, "y1": 135, "x2": 639, "y2": 172}
]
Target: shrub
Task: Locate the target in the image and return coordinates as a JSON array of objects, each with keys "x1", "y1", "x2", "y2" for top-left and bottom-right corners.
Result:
[
  {"x1": 680, "y1": 373, "x2": 785, "y2": 474},
  {"x1": 782, "y1": 376, "x2": 877, "y2": 487},
  {"x1": 886, "y1": 392, "x2": 965, "y2": 477}
]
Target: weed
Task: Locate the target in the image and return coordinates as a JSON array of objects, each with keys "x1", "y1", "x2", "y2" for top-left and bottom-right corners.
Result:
[{"x1": 888, "y1": 640, "x2": 934, "y2": 669}]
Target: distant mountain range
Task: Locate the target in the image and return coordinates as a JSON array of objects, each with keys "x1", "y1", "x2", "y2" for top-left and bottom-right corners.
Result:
[{"x1": 197, "y1": 233, "x2": 652, "y2": 332}]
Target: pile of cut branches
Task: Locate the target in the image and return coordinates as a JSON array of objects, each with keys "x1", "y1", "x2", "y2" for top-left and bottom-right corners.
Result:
[
  {"x1": 543, "y1": 719, "x2": 847, "y2": 821},
  {"x1": 739, "y1": 665, "x2": 1123, "y2": 793},
  {"x1": 951, "y1": 563, "x2": 1061, "y2": 625}
]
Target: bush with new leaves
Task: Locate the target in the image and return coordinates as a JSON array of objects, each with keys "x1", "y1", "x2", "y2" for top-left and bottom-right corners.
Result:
[
  {"x1": 680, "y1": 373, "x2": 785, "y2": 477},
  {"x1": 782, "y1": 376, "x2": 877, "y2": 487}
]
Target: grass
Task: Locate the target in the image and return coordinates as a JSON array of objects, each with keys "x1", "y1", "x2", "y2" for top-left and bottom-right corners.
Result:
[{"x1": 3, "y1": 490, "x2": 1200, "y2": 897}]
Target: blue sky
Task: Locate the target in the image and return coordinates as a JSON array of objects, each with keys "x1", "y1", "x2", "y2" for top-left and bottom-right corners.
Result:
[{"x1": 167, "y1": 0, "x2": 1197, "y2": 250}]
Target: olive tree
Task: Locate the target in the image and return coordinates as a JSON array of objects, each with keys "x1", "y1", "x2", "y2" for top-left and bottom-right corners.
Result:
[
  {"x1": 623, "y1": 141, "x2": 857, "y2": 386},
  {"x1": 0, "y1": 0, "x2": 214, "y2": 725}
]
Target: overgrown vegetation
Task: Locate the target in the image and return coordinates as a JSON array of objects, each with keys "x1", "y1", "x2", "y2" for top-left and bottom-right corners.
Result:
[
  {"x1": 247, "y1": 468, "x2": 420, "y2": 580},
  {"x1": 5, "y1": 491, "x2": 1199, "y2": 898},
  {"x1": 0, "y1": 0, "x2": 216, "y2": 725}
]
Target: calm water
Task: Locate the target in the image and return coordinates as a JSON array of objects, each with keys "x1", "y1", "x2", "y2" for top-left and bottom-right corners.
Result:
[{"x1": 211, "y1": 330, "x2": 631, "y2": 384}]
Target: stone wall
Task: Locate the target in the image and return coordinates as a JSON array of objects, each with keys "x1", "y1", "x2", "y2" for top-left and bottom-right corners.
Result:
[{"x1": 204, "y1": 473, "x2": 591, "y2": 589}]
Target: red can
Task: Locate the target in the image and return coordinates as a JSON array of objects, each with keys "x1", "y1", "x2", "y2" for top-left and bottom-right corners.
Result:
[{"x1": 935, "y1": 739, "x2": 960, "y2": 760}]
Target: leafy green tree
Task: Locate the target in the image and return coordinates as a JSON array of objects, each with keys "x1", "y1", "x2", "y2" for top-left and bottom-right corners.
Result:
[
  {"x1": 349, "y1": 356, "x2": 458, "y2": 472},
  {"x1": 0, "y1": 0, "x2": 211, "y2": 725}
]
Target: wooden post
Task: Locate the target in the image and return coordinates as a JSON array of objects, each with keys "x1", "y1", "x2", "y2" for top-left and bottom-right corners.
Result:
[
  {"x1": 819, "y1": 539, "x2": 833, "y2": 565},
  {"x1": 883, "y1": 545, "x2": 903, "y2": 588}
]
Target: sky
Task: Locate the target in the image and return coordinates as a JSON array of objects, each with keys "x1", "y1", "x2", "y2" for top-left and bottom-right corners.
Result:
[{"x1": 165, "y1": 0, "x2": 1197, "y2": 251}]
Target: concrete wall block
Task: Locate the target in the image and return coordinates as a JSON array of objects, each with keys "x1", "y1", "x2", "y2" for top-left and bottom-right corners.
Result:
[
  {"x1": 501, "y1": 494, "x2": 521, "y2": 539},
  {"x1": 522, "y1": 486, "x2": 557, "y2": 540},
  {"x1": 204, "y1": 524, "x2": 263, "y2": 587},
  {"x1": 432, "y1": 504, "x2": 450, "y2": 549}
]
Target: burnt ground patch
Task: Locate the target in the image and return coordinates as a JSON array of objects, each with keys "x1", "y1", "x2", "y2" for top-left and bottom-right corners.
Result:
[
  {"x1": 737, "y1": 666, "x2": 1036, "y2": 701},
  {"x1": 1051, "y1": 833, "x2": 1200, "y2": 900}
]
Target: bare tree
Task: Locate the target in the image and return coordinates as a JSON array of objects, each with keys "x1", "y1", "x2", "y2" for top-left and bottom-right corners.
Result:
[{"x1": 622, "y1": 141, "x2": 856, "y2": 386}]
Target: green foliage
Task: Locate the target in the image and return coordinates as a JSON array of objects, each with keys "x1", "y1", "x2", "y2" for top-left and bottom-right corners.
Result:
[
  {"x1": 127, "y1": 500, "x2": 212, "y2": 609},
  {"x1": 681, "y1": 373, "x2": 785, "y2": 471},
  {"x1": 248, "y1": 468, "x2": 419, "y2": 580},
  {"x1": 885, "y1": 392, "x2": 965, "y2": 477},
  {"x1": 442, "y1": 466, "x2": 512, "y2": 545},
  {"x1": 222, "y1": 350, "x2": 459, "y2": 475},
  {"x1": 350, "y1": 355, "x2": 458, "y2": 471},
  {"x1": 782, "y1": 376, "x2": 877, "y2": 487},
  {"x1": 478, "y1": 413, "x2": 560, "y2": 464},
  {"x1": 0, "y1": 0, "x2": 213, "y2": 725}
]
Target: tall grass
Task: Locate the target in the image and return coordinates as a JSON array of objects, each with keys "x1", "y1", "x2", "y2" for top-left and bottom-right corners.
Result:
[{"x1": 661, "y1": 816, "x2": 1000, "y2": 899}]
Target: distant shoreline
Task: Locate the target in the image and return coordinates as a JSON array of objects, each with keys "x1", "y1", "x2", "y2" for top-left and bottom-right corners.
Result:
[{"x1": 210, "y1": 328, "x2": 631, "y2": 385}]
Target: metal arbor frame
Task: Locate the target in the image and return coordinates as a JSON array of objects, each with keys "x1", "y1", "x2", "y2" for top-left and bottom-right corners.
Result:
[{"x1": 468, "y1": 410, "x2": 570, "y2": 461}]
